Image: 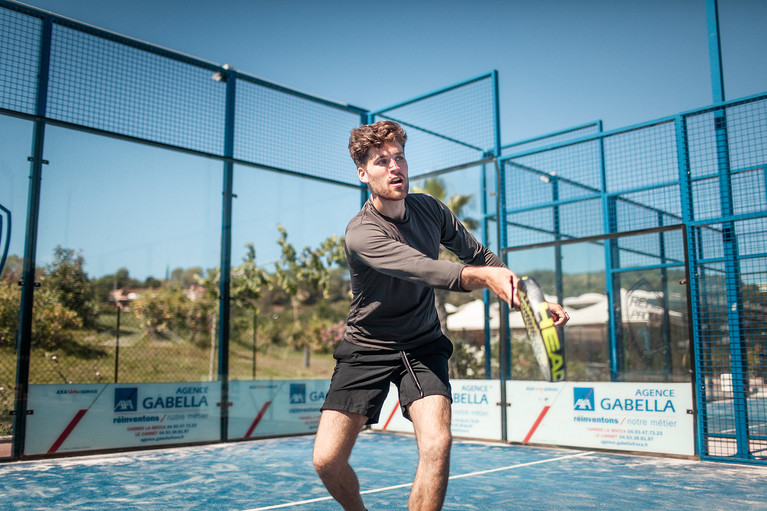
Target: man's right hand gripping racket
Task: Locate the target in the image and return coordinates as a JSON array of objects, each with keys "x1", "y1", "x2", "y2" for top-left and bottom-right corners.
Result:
[{"x1": 516, "y1": 276, "x2": 566, "y2": 382}]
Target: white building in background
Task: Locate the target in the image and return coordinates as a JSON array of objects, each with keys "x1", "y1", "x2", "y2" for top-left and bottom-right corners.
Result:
[{"x1": 446, "y1": 289, "x2": 684, "y2": 334}]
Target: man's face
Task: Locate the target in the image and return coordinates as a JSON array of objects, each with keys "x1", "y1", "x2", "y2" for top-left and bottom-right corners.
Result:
[{"x1": 358, "y1": 141, "x2": 409, "y2": 202}]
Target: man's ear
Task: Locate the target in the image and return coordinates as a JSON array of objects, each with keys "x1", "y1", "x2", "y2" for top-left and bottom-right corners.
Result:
[{"x1": 357, "y1": 166, "x2": 368, "y2": 183}]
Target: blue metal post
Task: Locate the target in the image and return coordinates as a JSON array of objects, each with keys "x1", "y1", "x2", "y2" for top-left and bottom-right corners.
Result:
[
  {"x1": 12, "y1": 14, "x2": 52, "y2": 459},
  {"x1": 707, "y1": 0, "x2": 750, "y2": 459},
  {"x1": 677, "y1": 112, "x2": 710, "y2": 458},
  {"x1": 597, "y1": 122, "x2": 622, "y2": 381},
  {"x1": 481, "y1": 163, "x2": 492, "y2": 379},
  {"x1": 218, "y1": 65, "x2": 236, "y2": 442},
  {"x1": 488, "y1": 71, "x2": 511, "y2": 441},
  {"x1": 552, "y1": 175, "x2": 565, "y2": 352},
  {"x1": 605, "y1": 198, "x2": 623, "y2": 381},
  {"x1": 360, "y1": 112, "x2": 373, "y2": 206},
  {"x1": 657, "y1": 211, "x2": 672, "y2": 381},
  {"x1": 491, "y1": 71, "x2": 509, "y2": 380},
  {"x1": 715, "y1": 111, "x2": 750, "y2": 458},
  {"x1": 706, "y1": 0, "x2": 726, "y2": 104}
]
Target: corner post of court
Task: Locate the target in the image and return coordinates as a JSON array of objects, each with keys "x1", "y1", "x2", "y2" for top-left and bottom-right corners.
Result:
[
  {"x1": 12, "y1": 13, "x2": 53, "y2": 459},
  {"x1": 218, "y1": 64, "x2": 237, "y2": 442},
  {"x1": 706, "y1": 0, "x2": 751, "y2": 459},
  {"x1": 11, "y1": 16, "x2": 53, "y2": 458},
  {"x1": 706, "y1": 0, "x2": 725, "y2": 105}
]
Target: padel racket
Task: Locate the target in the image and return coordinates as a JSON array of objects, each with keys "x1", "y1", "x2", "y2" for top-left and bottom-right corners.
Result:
[{"x1": 517, "y1": 276, "x2": 566, "y2": 382}]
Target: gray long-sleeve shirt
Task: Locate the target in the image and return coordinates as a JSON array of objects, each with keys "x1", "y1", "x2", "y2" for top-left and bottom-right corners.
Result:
[{"x1": 343, "y1": 193, "x2": 505, "y2": 350}]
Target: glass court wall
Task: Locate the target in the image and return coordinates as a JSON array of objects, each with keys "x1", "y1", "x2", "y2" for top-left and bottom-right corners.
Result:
[{"x1": 2, "y1": 0, "x2": 766, "y2": 465}]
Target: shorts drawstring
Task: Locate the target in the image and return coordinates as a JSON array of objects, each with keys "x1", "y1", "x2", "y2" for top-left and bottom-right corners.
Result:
[{"x1": 400, "y1": 350, "x2": 424, "y2": 399}]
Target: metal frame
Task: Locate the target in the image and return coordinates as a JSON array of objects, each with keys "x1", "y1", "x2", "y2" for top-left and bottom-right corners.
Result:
[
  {"x1": 2, "y1": 0, "x2": 765, "y2": 467},
  {"x1": 1, "y1": 0, "x2": 368, "y2": 458}
]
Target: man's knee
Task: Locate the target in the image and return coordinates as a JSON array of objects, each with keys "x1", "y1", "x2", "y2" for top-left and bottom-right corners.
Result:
[
  {"x1": 313, "y1": 439, "x2": 347, "y2": 476},
  {"x1": 418, "y1": 429, "x2": 452, "y2": 462},
  {"x1": 313, "y1": 410, "x2": 366, "y2": 476},
  {"x1": 313, "y1": 451, "x2": 336, "y2": 478}
]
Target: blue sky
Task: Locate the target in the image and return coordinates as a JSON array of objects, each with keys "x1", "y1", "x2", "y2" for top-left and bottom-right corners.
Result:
[
  {"x1": 16, "y1": 0, "x2": 767, "y2": 139},
  {"x1": 3, "y1": 0, "x2": 767, "y2": 280}
]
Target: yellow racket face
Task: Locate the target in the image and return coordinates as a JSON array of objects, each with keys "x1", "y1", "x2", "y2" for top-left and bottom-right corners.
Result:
[{"x1": 518, "y1": 276, "x2": 565, "y2": 382}]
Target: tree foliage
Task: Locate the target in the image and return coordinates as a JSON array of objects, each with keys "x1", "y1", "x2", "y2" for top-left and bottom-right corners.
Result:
[
  {"x1": 0, "y1": 282, "x2": 83, "y2": 349},
  {"x1": 270, "y1": 225, "x2": 346, "y2": 349},
  {"x1": 0, "y1": 254, "x2": 25, "y2": 285},
  {"x1": 44, "y1": 246, "x2": 98, "y2": 328}
]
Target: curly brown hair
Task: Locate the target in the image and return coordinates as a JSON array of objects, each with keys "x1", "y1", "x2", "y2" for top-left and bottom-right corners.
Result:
[{"x1": 348, "y1": 120, "x2": 407, "y2": 168}]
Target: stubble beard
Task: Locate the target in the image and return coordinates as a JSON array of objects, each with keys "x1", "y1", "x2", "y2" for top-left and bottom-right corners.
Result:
[{"x1": 372, "y1": 181, "x2": 408, "y2": 202}]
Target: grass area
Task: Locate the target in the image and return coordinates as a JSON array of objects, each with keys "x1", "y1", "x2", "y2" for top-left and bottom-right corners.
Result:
[
  {"x1": 0, "y1": 306, "x2": 339, "y2": 436},
  {"x1": 0, "y1": 343, "x2": 336, "y2": 436}
]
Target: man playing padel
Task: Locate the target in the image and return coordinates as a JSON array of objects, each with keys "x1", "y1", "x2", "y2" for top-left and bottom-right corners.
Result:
[{"x1": 313, "y1": 120, "x2": 568, "y2": 511}]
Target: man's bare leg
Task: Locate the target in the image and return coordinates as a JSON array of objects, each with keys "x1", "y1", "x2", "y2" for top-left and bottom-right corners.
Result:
[
  {"x1": 313, "y1": 410, "x2": 369, "y2": 511},
  {"x1": 407, "y1": 395, "x2": 452, "y2": 511}
]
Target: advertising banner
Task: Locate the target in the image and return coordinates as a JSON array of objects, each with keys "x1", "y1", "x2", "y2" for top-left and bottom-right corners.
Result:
[
  {"x1": 507, "y1": 381, "x2": 695, "y2": 455},
  {"x1": 371, "y1": 379, "x2": 501, "y2": 440},
  {"x1": 25, "y1": 382, "x2": 221, "y2": 455},
  {"x1": 450, "y1": 379, "x2": 501, "y2": 440},
  {"x1": 228, "y1": 379, "x2": 330, "y2": 439}
]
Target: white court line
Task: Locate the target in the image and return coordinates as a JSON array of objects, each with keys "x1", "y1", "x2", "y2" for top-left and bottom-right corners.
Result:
[{"x1": 243, "y1": 450, "x2": 594, "y2": 511}]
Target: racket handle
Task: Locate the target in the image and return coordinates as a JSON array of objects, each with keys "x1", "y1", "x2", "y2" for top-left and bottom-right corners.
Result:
[{"x1": 510, "y1": 276, "x2": 519, "y2": 310}]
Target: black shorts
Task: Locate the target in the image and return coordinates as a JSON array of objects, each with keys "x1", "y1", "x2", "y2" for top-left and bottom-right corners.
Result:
[{"x1": 320, "y1": 336, "x2": 453, "y2": 425}]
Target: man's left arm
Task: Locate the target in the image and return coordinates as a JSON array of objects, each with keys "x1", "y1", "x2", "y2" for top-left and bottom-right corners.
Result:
[
  {"x1": 459, "y1": 266, "x2": 569, "y2": 326},
  {"x1": 436, "y1": 199, "x2": 504, "y2": 268},
  {"x1": 435, "y1": 199, "x2": 568, "y2": 326}
]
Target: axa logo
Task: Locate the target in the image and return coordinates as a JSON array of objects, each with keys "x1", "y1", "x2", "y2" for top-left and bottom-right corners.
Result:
[
  {"x1": 290, "y1": 383, "x2": 306, "y2": 404},
  {"x1": 114, "y1": 387, "x2": 138, "y2": 412},
  {"x1": 573, "y1": 387, "x2": 595, "y2": 411}
]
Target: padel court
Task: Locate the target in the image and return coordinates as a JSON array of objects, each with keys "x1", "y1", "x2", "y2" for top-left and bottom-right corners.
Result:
[
  {"x1": 1, "y1": 432, "x2": 765, "y2": 510},
  {"x1": 2, "y1": 9, "x2": 767, "y2": 511}
]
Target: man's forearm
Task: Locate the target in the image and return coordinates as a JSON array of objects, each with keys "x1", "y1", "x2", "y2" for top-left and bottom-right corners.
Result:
[
  {"x1": 459, "y1": 266, "x2": 518, "y2": 307},
  {"x1": 459, "y1": 267, "x2": 570, "y2": 326}
]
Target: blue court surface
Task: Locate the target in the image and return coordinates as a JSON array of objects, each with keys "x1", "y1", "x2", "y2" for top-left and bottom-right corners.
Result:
[{"x1": 1, "y1": 431, "x2": 765, "y2": 510}]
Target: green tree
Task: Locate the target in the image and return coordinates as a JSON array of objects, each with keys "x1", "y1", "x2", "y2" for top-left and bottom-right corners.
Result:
[
  {"x1": 144, "y1": 276, "x2": 162, "y2": 289},
  {"x1": 0, "y1": 282, "x2": 20, "y2": 346},
  {"x1": 188, "y1": 269, "x2": 220, "y2": 381},
  {"x1": 131, "y1": 285, "x2": 184, "y2": 338},
  {"x1": 0, "y1": 282, "x2": 82, "y2": 350},
  {"x1": 44, "y1": 246, "x2": 98, "y2": 328},
  {"x1": 273, "y1": 226, "x2": 328, "y2": 331},
  {"x1": 91, "y1": 267, "x2": 142, "y2": 304},
  {"x1": 270, "y1": 226, "x2": 346, "y2": 364},
  {"x1": 179, "y1": 245, "x2": 272, "y2": 379},
  {"x1": 0, "y1": 254, "x2": 24, "y2": 284},
  {"x1": 231, "y1": 244, "x2": 269, "y2": 307},
  {"x1": 414, "y1": 178, "x2": 478, "y2": 231},
  {"x1": 170, "y1": 266, "x2": 204, "y2": 288}
]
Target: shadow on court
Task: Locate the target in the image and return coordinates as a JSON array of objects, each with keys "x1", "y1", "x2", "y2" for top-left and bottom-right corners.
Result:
[{"x1": 0, "y1": 432, "x2": 764, "y2": 510}]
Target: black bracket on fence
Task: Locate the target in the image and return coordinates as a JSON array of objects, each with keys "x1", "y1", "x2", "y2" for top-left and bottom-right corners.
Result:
[
  {"x1": 216, "y1": 401, "x2": 233, "y2": 408},
  {"x1": 9, "y1": 410, "x2": 34, "y2": 415}
]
